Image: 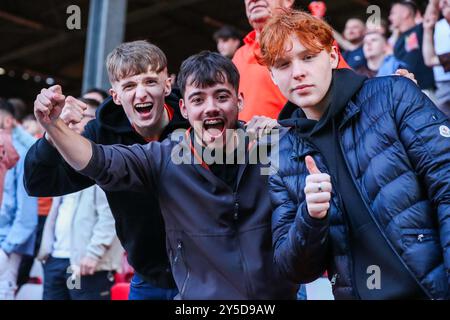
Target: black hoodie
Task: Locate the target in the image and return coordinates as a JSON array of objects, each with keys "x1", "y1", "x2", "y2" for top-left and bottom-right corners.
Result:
[
  {"x1": 278, "y1": 69, "x2": 425, "y2": 299},
  {"x1": 24, "y1": 90, "x2": 189, "y2": 289}
]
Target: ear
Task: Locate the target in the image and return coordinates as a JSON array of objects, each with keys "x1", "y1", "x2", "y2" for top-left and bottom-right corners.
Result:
[
  {"x1": 330, "y1": 45, "x2": 339, "y2": 69},
  {"x1": 3, "y1": 116, "x2": 14, "y2": 130},
  {"x1": 109, "y1": 88, "x2": 121, "y2": 106},
  {"x1": 285, "y1": 0, "x2": 295, "y2": 9},
  {"x1": 164, "y1": 77, "x2": 172, "y2": 97},
  {"x1": 179, "y1": 99, "x2": 188, "y2": 119},
  {"x1": 237, "y1": 92, "x2": 244, "y2": 112}
]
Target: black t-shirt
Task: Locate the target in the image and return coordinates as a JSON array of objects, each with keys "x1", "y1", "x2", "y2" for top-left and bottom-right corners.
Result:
[{"x1": 394, "y1": 24, "x2": 435, "y2": 90}]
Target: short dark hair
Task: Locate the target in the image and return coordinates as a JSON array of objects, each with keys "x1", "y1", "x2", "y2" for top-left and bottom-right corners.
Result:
[
  {"x1": 393, "y1": 0, "x2": 419, "y2": 16},
  {"x1": 79, "y1": 97, "x2": 100, "y2": 109},
  {"x1": 177, "y1": 51, "x2": 240, "y2": 97},
  {"x1": 84, "y1": 88, "x2": 108, "y2": 100},
  {"x1": 0, "y1": 97, "x2": 15, "y2": 116},
  {"x1": 213, "y1": 25, "x2": 241, "y2": 42}
]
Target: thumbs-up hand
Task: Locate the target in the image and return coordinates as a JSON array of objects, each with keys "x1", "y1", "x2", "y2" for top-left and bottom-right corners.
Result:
[
  {"x1": 34, "y1": 85, "x2": 66, "y2": 126},
  {"x1": 304, "y1": 155, "x2": 332, "y2": 219}
]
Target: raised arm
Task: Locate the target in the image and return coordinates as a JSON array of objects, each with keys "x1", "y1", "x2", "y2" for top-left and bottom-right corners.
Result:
[
  {"x1": 422, "y1": 0, "x2": 441, "y2": 67},
  {"x1": 34, "y1": 85, "x2": 167, "y2": 194}
]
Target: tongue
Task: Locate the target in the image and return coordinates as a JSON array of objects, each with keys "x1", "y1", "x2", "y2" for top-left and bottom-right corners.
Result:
[{"x1": 205, "y1": 123, "x2": 224, "y2": 137}]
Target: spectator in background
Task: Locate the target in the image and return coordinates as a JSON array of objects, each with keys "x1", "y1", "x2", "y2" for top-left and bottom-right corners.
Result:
[
  {"x1": 366, "y1": 18, "x2": 389, "y2": 36},
  {"x1": 355, "y1": 31, "x2": 408, "y2": 78},
  {"x1": 389, "y1": 0, "x2": 436, "y2": 92},
  {"x1": 423, "y1": 0, "x2": 450, "y2": 117},
  {"x1": 16, "y1": 112, "x2": 48, "y2": 289},
  {"x1": 336, "y1": 18, "x2": 367, "y2": 69},
  {"x1": 37, "y1": 97, "x2": 123, "y2": 300},
  {"x1": 0, "y1": 128, "x2": 19, "y2": 206},
  {"x1": 83, "y1": 88, "x2": 108, "y2": 105},
  {"x1": 22, "y1": 114, "x2": 44, "y2": 137},
  {"x1": 0, "y1": 98, "x2": 37, "y2": 300},
  {"x1": 234, "y1": 0, "x2": 348, "y2": 122},
  {"x1": 213, "y1": 25, "x2": 242, "y2": 59},
  {"x1": 7, "y1": 98, "x2": 28, "y2": 123}
]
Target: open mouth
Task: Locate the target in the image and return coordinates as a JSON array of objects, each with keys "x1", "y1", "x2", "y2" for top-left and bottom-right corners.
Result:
[
  {"x1": 134, "y1": 102, "x2": 153, "y2": 115},
  {"x1": 250, "y1": 5, "x2": 266, "y2": 13},
  {"x1": 203, "y1": 118, "x2": 225, "y2": 138}
]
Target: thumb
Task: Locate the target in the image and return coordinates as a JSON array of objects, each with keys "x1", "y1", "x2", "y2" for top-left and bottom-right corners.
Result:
[
  {"x1": 305, "y1": 155, "x2": 321, "y2": 174},
  {"x1": 49, "y1": 85, "x2": 62, "y2": 94}
]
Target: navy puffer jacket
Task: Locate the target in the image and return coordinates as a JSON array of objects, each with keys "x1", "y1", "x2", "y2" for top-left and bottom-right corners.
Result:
[{"x1": 269, "y1": 70, "x2": 450, "y2": 299}]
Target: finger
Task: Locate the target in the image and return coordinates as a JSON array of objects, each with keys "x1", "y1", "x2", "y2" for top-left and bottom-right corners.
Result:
[
  {"x1": 48, "y1": 85, "x2": 62, "y2": 94},
  {"x1": 51, "y1": 92, "x2": 66, "y2": 104},
  {"x1": 36, "y1": 94, "x2": 52, "y2": 108},
  {"x1": 304, "y1": 181, "x2": 332, "y2": 194},
  {"x1": 306, "y1": 192, "x2": 331, "y2": 204},
  {"x1": 305, "y1": 173, "x2": 331, "y2": 184},
  {"x1": 305, "y1": 155, "x2": 321, "y2": 174},
  {"x1": 43, "y1": 89, "x2": 64, "y2": 105},
  {"x1": 79, "y1": 264, "x2": 85, "y2": 276},
  {"x1": 66, "y1": 96, "x2": 88, "y2": 110},
  {"x1": 34, "y1": 102, "x2": 51, "y2": 117},
  {"x1": 308, "y1": 202, "x2": 330, "y2": 213}
]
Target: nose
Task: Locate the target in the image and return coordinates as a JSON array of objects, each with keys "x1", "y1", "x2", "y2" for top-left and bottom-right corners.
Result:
[
  {"x1": 135, "y1": 83, "x2": 147, "y2": 102},
  {"x1": 292, "y1": 59, "x2": 307, "y2": 81},
  {"x1": 203, "y1": 97, "x2": 220, "y2": 116}
]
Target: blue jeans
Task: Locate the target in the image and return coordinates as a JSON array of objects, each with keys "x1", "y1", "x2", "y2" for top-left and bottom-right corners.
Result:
[
  {"x1": 128, "y1": 274, "x2": 178, "y2": 300},
  {"x1": 297, "y1": 284, "x2": 307, "y2": 300},
  {"x1": 43, "y1": 256, "x2": 115, "y2": 300}
]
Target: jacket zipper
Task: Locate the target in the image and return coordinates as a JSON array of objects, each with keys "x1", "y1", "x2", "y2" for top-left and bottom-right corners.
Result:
[
  {"x1": 232, "y1": 191, "x2": 253, "y2": 299},
  {"x1": 337, "y1": 133, "x2": 433, "y2": 300},
  {"x1": 310, "y1": 150, "x2": 361, "y2": 299},
  {"x1": 176, "y1": 240, "x2": 190, "y2": 299}
]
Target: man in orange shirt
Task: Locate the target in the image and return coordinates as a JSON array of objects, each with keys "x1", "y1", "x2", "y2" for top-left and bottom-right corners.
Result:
[{"x1": 234, "y1": 0, "x2": 349, "y2": 122}]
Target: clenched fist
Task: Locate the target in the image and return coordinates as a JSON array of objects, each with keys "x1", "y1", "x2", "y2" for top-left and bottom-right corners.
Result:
[
  {"x1": 61, "y1": 96, "x2": 88, "y2": 126},
  {"x1": 304, "y1": 155, "x2": 332, "y2": 219},
  {"x1": 34, "y1": 85, "x2": 65, "y2": 126}
]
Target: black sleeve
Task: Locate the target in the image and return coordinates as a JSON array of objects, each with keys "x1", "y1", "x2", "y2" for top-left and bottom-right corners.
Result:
[{"x1": 24, "y1": 121, "x2": 98, "y2": 197}]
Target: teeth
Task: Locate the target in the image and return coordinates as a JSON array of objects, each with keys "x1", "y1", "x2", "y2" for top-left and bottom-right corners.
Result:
[
  {"x1": 204, "y1": 119, "x2": 223, "y2": 125},
  {"x1": 135, "y1": 103, "x2": 153, "y2": 108}
]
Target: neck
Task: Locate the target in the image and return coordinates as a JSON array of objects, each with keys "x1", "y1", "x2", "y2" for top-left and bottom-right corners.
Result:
[
  {"x1": 303, "y1": 88, "x2": 332, "y2": 121},
  {"x1": 350, "y1": 39, "x2": 363, "y2": 46},
  {"x1": 134, "y1": 106, "x2": 169, "y2": 141},
  {"x1": 252, "y1": 21, "x2": 266, "y2": 40},
  {"x1": 367, "y1": 54, "x2": 386, "y2": 71}
]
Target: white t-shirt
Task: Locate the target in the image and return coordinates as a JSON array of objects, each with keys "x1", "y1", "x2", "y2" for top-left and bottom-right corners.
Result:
[
  {"x1": 52, "y1": 193, "x2": 78, "y2": 258},
  {"x1": 433, "y1": 19, "x2": 450, "y2": 82}
]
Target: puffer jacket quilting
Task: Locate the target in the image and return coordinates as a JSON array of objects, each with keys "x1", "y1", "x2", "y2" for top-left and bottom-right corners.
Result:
[{"x1": 270, "y1": 75, "x2": 450, "y2": 300}]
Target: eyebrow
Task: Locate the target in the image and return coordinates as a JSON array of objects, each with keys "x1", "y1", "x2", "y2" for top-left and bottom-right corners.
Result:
[
  {"x1": 187, "y1": 88, "x2": 233, "y2": 100},
  {"x1": 214, "y1": 88, "x2": 232, "y2": 95},
  {"x1": 121, "y1": 76, "x2": 159, "y2": 88},
  {"x1": 187, "y1": 91, "x2": 204, "y2": 100}
]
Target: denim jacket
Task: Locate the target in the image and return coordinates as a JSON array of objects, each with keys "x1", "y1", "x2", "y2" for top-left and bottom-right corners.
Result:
[{"x1": 0, "y1": 126, "x2": 37, "y2": 256}]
